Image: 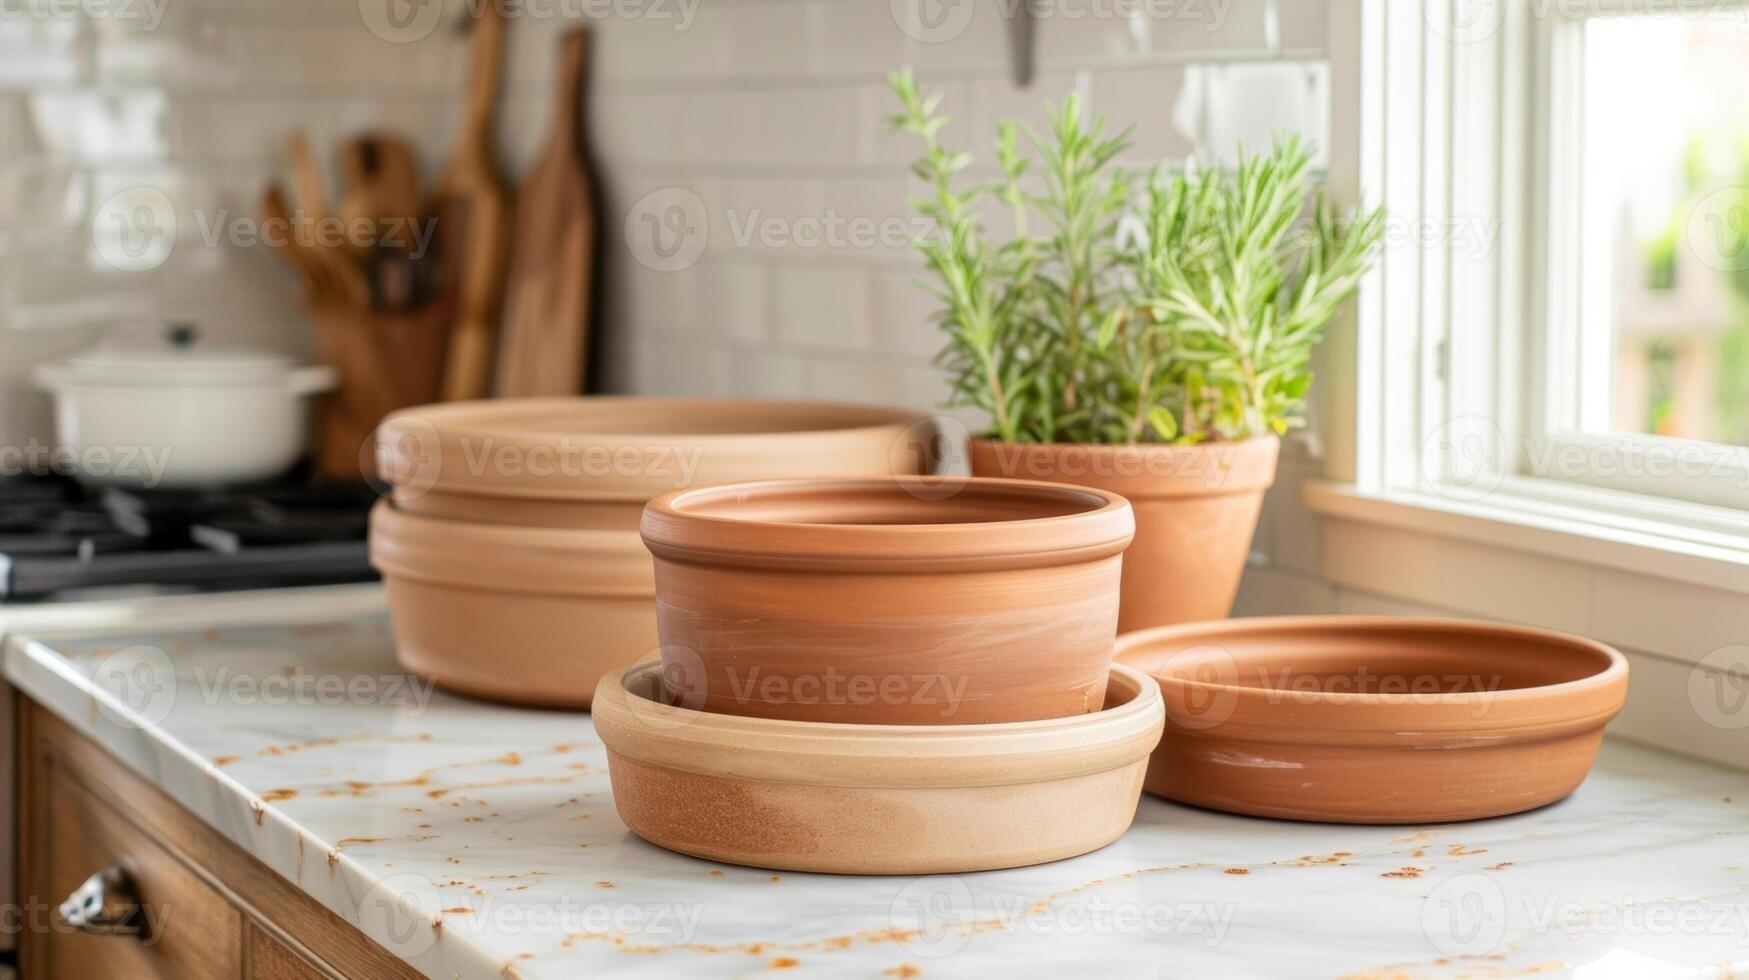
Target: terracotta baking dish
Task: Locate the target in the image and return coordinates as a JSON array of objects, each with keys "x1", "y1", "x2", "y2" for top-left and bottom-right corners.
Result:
[
  {"x1": 1116, "y1": 617, "x2": 1629, "y2": 823},
  {"x1": 369, "y1": 501, "x2": 655, "y2": 708},
  {"x1": 640, "y1": 476, "x2": 1135, "y2": 724},
  {"x1": 376, "y1": 398, "x2": 934, "y2": 529},
  {"x1": 594, "y1": 659, "x2": 1164, "y2": 874}
]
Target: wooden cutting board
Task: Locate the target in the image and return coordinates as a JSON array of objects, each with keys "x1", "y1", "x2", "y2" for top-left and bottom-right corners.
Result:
[
  {"x1": 496, "y1": 27, "x2": 597, "y2": 398},
  {"x1": 433, "y1": 1, "x2": 511, "y2": 401}
]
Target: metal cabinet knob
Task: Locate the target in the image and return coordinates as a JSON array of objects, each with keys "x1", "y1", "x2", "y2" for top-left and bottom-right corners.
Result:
[{"x1": 57, "y1": 867, "x2": 148, "y2": 938}]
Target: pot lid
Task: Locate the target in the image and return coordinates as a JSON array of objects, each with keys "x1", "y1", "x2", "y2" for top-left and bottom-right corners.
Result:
[{"x1": 61, "y1": 325, "x2": 294, "y2": 386}]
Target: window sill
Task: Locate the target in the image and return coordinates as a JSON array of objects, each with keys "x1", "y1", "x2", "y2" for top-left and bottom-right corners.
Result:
[{"x1": 1301, "y1": 480, "x2": 1749, "y2": 598}]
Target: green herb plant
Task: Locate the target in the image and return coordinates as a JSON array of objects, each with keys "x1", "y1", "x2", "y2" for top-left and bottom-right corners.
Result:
[{"x1": 888, "y1": 68, "x2": 1384, "y2": 445}]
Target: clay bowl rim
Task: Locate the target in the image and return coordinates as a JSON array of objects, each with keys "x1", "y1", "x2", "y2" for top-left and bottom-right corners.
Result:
[
  {"x1": 641, "y1": 476, "x2": 1135, "y2": 570},
  {"x1": 966, "y1": 434, "x2": 1281, "y2": 496},
  {"x1": 369, "y1": 498, "x2": 639, "y2": 551},
  {"x1": 593, "y1": 659, "x2": 1164, "y2": 788},
  {"x1": 1116, "y1": 615, "x2": 1627, "y2": 721},
  {"x1": 381, "y1": 397, "x2": 927, "y2": 445}
]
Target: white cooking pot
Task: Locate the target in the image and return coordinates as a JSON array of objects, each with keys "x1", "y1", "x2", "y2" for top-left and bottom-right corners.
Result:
[{"x1": 33, "y1": 338, "x2": 336, "y2": 489}]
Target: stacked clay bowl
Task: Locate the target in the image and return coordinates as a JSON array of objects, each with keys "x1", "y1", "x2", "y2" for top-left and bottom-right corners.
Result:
[
  {"x1": 593, "y1": 476, "x2": 1168, "y2": 873},
  {"x1": 368, "y1": 399, "x2": 936, "y2": 708}
]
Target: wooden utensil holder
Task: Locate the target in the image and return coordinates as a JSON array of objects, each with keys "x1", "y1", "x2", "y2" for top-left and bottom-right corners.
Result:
[{"x1": 309, "y1": 301, "x2": 452, "y2": 482}]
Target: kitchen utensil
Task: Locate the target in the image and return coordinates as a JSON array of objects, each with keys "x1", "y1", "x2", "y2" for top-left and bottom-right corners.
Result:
[
  {"x1": 309, "y1": 302, "x2": 451, "y2": 482},
  {"x1": 432, "y1": 2, "x2": 511, "y2": 400},
  {"x1": 370, "y1": 500, "x2": 654, "y2": 708},
  {"x1": 369, "y1": 399, "x2": 937, "y2": 708},
  {"x1": 374, "y1": 398, "x2": 936, "y2": 530},
  {"x1": 640, "y1": 476, "x2": 1134, "y2": 725},
  {"x1": 496, "y1": 27, "x2": 596, "y2": 397},
  {"x1": 261, "y1": 183, "x2": 368, "y2": 308},
  {"x1": 1115, "y1": 616, "x2": 1630, "y2": 823},
  {"x1": 286, "y1": 129, "x2": 327, "y2": 240},
  {"x1": 593, "y1": 659, "x2": 1164, "y2": 874},
  {"x1": 32, "y1": 327, "x2": 335, "y2": 489},
  {"x1": 335, "y1": 134, "x2": 428, "y2": 312}
]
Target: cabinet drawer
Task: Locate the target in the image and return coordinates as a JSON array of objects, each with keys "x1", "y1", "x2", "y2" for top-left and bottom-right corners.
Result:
[{"x1": 40, "y1": 762, "x2": 242, "y2": 979}]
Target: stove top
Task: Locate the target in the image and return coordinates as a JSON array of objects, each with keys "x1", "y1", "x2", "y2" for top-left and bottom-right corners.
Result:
[{"x1": 0, "y1": 475, "x2": 377, "y2": 602}]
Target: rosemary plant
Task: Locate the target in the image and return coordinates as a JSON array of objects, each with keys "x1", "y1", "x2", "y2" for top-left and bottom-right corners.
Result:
[{"x1": 888, "y1": 68, "x2": 1384, "y2": 445}]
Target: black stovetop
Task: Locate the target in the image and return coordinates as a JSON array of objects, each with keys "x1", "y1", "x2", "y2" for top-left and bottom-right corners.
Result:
[{"x1": 0, "y1": 474, "x2": 377, "y2": 602}]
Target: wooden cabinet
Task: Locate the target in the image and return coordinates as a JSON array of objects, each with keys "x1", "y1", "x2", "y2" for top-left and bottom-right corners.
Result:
[{"x1": 15, "y1": 695, "x2": 419, "y2": 980}]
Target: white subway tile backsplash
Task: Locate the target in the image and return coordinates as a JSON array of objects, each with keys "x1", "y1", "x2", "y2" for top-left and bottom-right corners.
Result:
[
  {"x1": 1089, "y1": 65, "x2": 1196, "y2": 163},
  {"x1": 870, "y1": 269, "x2": 944, "y2": 360},
  {"x1": 678, "y1": 86, "x2": 857, "y2": 167},
  {"x1": 774, "y1": 264, "x2": 872, "y2": 351}
]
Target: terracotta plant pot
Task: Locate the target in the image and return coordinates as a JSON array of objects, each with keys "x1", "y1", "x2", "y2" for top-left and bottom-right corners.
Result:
[
  {"x1": 640, "y1": 477, "x2": 1135, "y2": 724},
  {"x1": 1115, "y1": 616, "x2": 1629, "y2": 823},
  {"x1": 593, "y1": 659, "x2": 1164, "y2": 874},
  {"x1": 377, "y1": 398, "x2": 936, "y2": 530},
  {"x1": 369, "y1": 501, "x2": 655, "y2": 708},
  {"x1": 969, "y1": 436, "x2": 1279, "y2": 631}
]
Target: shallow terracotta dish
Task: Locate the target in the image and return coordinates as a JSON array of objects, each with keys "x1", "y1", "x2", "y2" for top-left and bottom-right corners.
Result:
[
  {"x1": 1115, "y1": 617, "x2": 1630, "y2": 824},
  {"x1": 377, "y1": 398, "x2": 934, "y2": 529},
  {"x1": 640, "y1": 476, "x2": 1135, "y2": 725},
  {"x1": 369, "y1": 501, "x2": 655, "y2": 708},
  {"x1": 594, "y1": 659, "x2": 1164, "y2": 874}
]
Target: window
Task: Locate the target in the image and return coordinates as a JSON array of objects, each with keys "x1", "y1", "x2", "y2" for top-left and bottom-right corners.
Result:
[{"x1": 1345, "y1": 0, "x2": 1749, "y2": 540}]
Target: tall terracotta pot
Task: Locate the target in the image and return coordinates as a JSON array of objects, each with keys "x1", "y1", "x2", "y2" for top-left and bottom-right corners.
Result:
[{"x1": 968, "y1": 436, "x2": 1279, "y2": 631}]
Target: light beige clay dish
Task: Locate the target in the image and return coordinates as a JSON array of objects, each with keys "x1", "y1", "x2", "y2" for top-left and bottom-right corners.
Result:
[
  {"x1": 1115, "y1": 616, "x2": 1629, "y2": 824},
  {"x1": 640, "y1": 476, "x2": 1135, "y2": 724},
  {"x1": 376, "y1": 398, "x2": 935, "y2": 529},
  {"x1": 593, "y1": 659, "x2": 1165, "y2": 874},
  {"x1": 369, "y1": 501, "x2": 655, "y2": 708}
]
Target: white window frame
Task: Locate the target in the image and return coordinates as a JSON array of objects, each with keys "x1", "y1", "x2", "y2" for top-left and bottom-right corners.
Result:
[{"x1": 1317, "y1": 0, "x2": 1749, "y2": 584}]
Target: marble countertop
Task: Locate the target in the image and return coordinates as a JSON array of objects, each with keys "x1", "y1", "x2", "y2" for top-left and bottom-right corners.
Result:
[{"x1": 4, "y1": 585, "x2": 1748, "y2": 980}]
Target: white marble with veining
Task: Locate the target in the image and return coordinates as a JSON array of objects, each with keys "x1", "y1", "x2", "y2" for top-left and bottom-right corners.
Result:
[{"x1": 4, "y1": 586, "x2": 1748, "y2": 980}]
